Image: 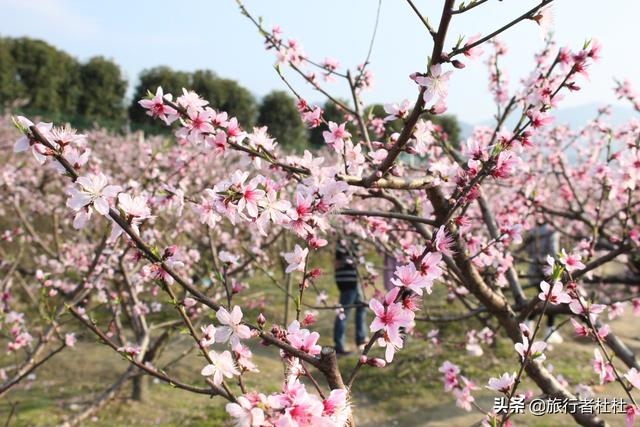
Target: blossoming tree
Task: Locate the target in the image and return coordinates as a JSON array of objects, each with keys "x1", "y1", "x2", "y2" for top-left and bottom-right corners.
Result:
[{"x1": 2, "y1": 0, "x2": 640, "y2": 426}]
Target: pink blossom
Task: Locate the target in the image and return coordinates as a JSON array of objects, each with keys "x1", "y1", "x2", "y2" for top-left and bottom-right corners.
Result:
[
  {"x1": 225, "y1": 396, "x2": 265, "y2": 427},
  {"x1": 322, "y1": 388, "x2": 349, "y2": 422},
  {"x1": 625, "y1": 368, "x2": 640, "y2": 389},
  {"x1": 283, "y1": 245, "x2": 309, "y2": 273},
  {"x1": 415, "y1": 64, "x2": 453, "y2": 104},
  {"x1": 237, "y1": 177, "x2": 265, "y2": 219},
  {"x1": 487, "y1": 372, "x2": 516, "y2": 393},
  {"x1": 391, "y1": 263, "x2": 433, "y2": 295},
  {"x1": 538, "y1": 281, "x2": 571, "y2": 305},
  {"x1": 369, "y1": 291, "x2": 413, "y2": 362},
  {"x1": 434, "y1": 225, "x2": 454, "y2": 256},
  {"x1": 569, "y1": 298, "x2": 606, "y2": 321},
  {"x1": 592, "y1": 349, "x2": 615, "y2": 384},
  {"x1": 215, "y1": 306, "x2": 252, "y2": 347},
  {"x1": 515, "y1": 336, "x2": 546, "y2": 362},
  {"x1": 626, "y1": 405, "x2": 640, "y2": 427},
  {"x1": 608, "y1": 302, "x2": 627, "y2": 320},
  {"x1": 286, "y1": 320, "x2": 321, "y2": 356},
  {"x1": 570, "y1": 318, "x2": 589, "y2": 337},
  {"x1": 233, "y1": 343, "x2": 259, "y2": 373},
  {"x1": 67, "y1": 173, "x2": 122, "y2": 219},
  {"x1": 118, "y1": 193, "x2": 151, "y2": 219},
  {"x1": 138, "y1": 87, "x2": 178, "y2": 124},
  {"x1": 463, "y1": 34, "x2": 484, "y2": 60},
  {"x1": 176, "y1": 88, "x2": 209, "y2": 116},
  {"x1": 419, "y1": 251, "x2": 443, "y2": 279},
  {"x1": 13, "y1": 117, "x2": 54, "y2": 165},
  {"x1": 322, "y1": 121, "x2": 351, "y2": 151},
  {"x1": 439, "y1": 361, "x2": 460, "y2": 392},
  {"x1": 201, "y1": 350, "x2": 240, "y2": 386},
  {"x1": 219, "y1": 251, "x2": 240, "y2": 265},
  {"x1": 559, "y1": 249, "x2": 586, "y2": 273},
  {"x1": 383, "y1": 100, "x2": 411, "y2": 122},
  {"x1": 201, "y1": 324, "x2": 217, "y2": 347},
  {"x1": 64, "y1": 333, "x2": 77, "y2": 348},
  {"x1": 527, "y1": 110, "x2": 554, "y2": 129},
  {"x1": 302, "y1": 107, "x2": 322, "y2": 128}
]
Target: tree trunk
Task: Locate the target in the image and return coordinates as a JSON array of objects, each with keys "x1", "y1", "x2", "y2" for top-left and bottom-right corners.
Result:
[{"x1": 131, "y1": 374, "x2": 146, "y2": 402}]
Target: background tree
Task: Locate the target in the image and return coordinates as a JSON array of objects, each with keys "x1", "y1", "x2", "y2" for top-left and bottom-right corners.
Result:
[
  {"x1": 367, "y1": 102, "x2": 461, "y2": 149},
  {"x1": 192, "y1": 70, "x2": 257, "y2": 128},
  {"x1": 9, "y1": 37, "x2": 81, "y2": 116},
  {"x1": 432, "y1": 114, "x2": 461, "y2": 149},
  {"x1": 257, "y1": 90, "x2": 307, "y2": 152},
  {"x1": 77, "y1": 56, "x2": 127, "y2": 121},
  {"x1": 129, "y1": 66, "x2": 190, "y2": 125},
  {"x1": 0, "y1": 38, "x2": 18, "y2": 109}
]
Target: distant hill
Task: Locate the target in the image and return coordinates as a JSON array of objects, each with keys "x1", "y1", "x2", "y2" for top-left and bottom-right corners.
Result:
[
  {"x1": 460, "y1": 103, "x2": 637, "y2": 138},
  {"x1": 552, "y1": 103, "x2": 636, "y2": 127}
]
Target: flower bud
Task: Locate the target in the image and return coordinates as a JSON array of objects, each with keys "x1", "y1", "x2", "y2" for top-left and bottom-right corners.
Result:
[
  {"x1": 257, "y1": 313, "x2": 266, "y2": 327},
  {"x1": 367, "y1": 357, "x2": 386, "y2": 368},
  {"x1": 452, "y1": 59, "x2": 466, "y2": 69},
  {"x1": 431, "y1": 102, "x2": 447, "y2": 115},
  {"x1": 183, "y1": 297, "x2": 197, "y2": 308},
  {"x1": 302, "y1": 311, "x2": 316, "y2": 326},
  {"x1": 162, "y1": 245, "x2": 177, "y2": 259},
  {"x1": 308, "y1": 267, "x2": 322, "y2": 279}
]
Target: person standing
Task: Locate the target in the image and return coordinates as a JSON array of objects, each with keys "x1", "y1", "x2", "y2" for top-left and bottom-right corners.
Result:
[
  {"x1": 333, "y1": 238, "x2": 367, "y2": 355},
  {"x1": 525, "y1": 220, "x2": 562, "y2": 343},
  {"x1": 383, "y1": 252, "x2": 398, "y2": 291}
]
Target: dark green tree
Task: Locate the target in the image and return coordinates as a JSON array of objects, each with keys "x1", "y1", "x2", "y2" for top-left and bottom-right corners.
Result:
[
  {"x1": 10, "y1": 37, "x2": 81, "y2": 115},
  {"x1": 192, "y1": 70, "x2": 257, "y2": 127},
  {"x1": 366, "y1": 103, "x2": 461, "y2": 149},
  {"x1": 365, "y1": 103, "x2": 402, "y2": 137},
  {"x1": 129, "y1": 66, "x2": 190, "y2": 124},
  {"x1": 0, "y1": 38, "x2": 18, "y2": 108},
  {"x1": 78, "y1": 56, "x2": 127, "y2": 120},
  {"x1": 431, "y1": 114, "x2": 461, "y2": 149},
  {"x1": 257, "y1": 90, "x2": 307, "y2": 152}
]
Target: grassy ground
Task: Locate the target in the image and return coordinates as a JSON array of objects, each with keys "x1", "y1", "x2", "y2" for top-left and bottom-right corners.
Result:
[
  {"x1": 3, "y1": 304, "x2": 638, "y2": 426},
  {"x1": 2, "y1": 255, "x2": 638, "y2": 426}
]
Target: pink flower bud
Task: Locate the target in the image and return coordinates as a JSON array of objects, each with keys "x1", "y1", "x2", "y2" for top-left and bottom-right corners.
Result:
[
  {"x1": 302, "y1": 312, "x2": 316, "y2": 326},
  {"x1": 359, "y1": 355, "x2": 368, "y2": 364},
  {"x1": 162, "y1": 245, "x2": 177, "y2": 259},
  {"x1": 451, "y1": 59, "x2": 466, "y2": 69},
  {"x1": 431, "y1": 102, "x2": 447, "y2": 115},
  {"x1": 257, "y1": 313, "x2": 266, "y2": 327},
  {"x1": 367, "y1": 357, "x2": 386, "y2": 368},
  {"x1": 183, "y1": 297, "x2": 197, "y2": 308},
  {"x1": 308, "y1": 268, "x2": 322, "y2": 279},
  {"x1": 65, "y1": 333, "x2": 77, "y2": 347}
]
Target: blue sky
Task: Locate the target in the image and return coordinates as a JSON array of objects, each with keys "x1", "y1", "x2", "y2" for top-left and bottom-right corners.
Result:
[{"x1": 1, "y1": 0, "x2": 638, "y2": 123}]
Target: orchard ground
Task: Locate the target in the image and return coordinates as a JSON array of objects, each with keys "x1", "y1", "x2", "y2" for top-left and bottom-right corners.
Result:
[{"x1": 1, "y1": 256, "x2": 636, "y2": 427}]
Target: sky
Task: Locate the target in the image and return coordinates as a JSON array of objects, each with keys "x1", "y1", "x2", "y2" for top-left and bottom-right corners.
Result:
[{"x1": 1, "y1": 0, "x2": 638, "y2": 124}]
